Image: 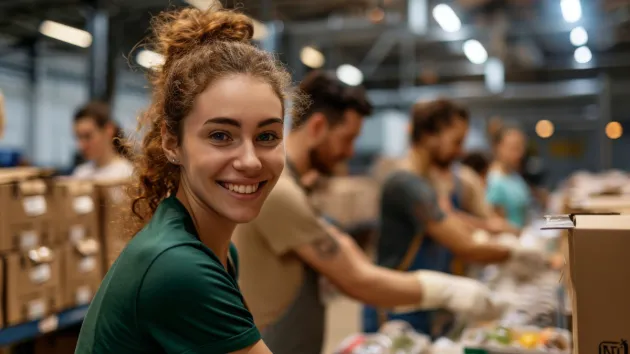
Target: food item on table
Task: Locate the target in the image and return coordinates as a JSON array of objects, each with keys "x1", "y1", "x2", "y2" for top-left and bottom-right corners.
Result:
[
  {"x1": 489, "y1": 326, "x2": 513, "y2": 345},
  {"x1": 518, "y1": 332, "x2": 540, "y2": 349},
  {"x1": 539, "y1": 328, "x2": 570, "y2": 351}
]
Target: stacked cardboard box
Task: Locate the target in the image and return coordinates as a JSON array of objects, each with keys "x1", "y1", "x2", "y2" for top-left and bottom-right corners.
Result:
[
  {"x1": 53, "y1": 179, "x2": 103, "y2": 310},
  {"x1": 0, "y1": 169, "x2": 60, "y2": 326},
  {"x1": 310, "y1": 176, "x2": 380, "y2": 227},
  {"x1": 95, "y1": 180, "x2": 131, "y2": 270},
  {"x1": 0, "y1": 167, "x2": 133, "y2": 330}
]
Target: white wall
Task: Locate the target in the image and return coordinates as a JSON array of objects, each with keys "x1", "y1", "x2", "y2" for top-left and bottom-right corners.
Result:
[{"x1": 0, "y1": 53, "x2": 149, "y2": 168}]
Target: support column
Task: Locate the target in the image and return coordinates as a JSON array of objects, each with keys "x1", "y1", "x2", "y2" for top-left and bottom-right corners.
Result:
[
  {"x1": 86, "y1": 0, "x2": 114, "y2": 103},
  {"x1": 26, "y1": 39, "x2": 44, "y2": 163},
  {"x1": 598, "y1": 74, "x2": 612, "y2": 171}
]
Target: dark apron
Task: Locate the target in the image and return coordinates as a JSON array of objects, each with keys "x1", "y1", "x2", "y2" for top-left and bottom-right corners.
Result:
[
  {"x1": 362, "y1": 169, "x2": 463, "y2": 338},
  {"x1": 261, "y1": 160, "x2": 326, "y2": 354}
]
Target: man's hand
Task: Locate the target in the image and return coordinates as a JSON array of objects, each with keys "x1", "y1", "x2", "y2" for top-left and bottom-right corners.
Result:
[{"x1": 394, "y1": 271, "x2": 508, "y2": 321}]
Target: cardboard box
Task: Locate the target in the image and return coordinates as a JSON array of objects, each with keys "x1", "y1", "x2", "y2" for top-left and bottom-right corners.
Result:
[
  {"x1": 4, "y1": 246, "x2": 62, "y2": 326},
  {"x1": 310, "y1": 176, "x2": 379, "y2": 227},
  {"x1": 0, "y1": 176, "x2": 55, "y2": 252},
  {"x1": 61, "y1": 238, "x2": 103, "y2": 309},
  {"x1": 95, "y1": 180, "x2": 131, "y2": 270},
  {"x1": 52, "y1": 179, "x2": 99, "y2": 245},
  {"x1": 543, "y1": 213, "x2": 630, "y2": 354}
]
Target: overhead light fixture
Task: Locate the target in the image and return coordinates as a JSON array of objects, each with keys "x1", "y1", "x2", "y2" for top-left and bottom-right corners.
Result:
[
  {"x1": 606, "y1": 121, "x2": 623, "y2": 139},
  {"x1": 561, "y1": 0, "x2": 582, "y2": 23},
  {"x1": 535, "y1": 120, "x2": 555, "y2": 139},
  {"x1": 300, "y1": 46, "x2": 325, "y2": 69},
  {"x1": 463, "y1": 39, "x2": 488, "y2": 65},
  {"x1": 39, "y1": 20, "x2": 92, "y2": 48},
  {"x1": 573, "y1": 46, "x2": 592, "y2": 64},
  {"x1": 185, "y1": 0, "x2": 268, "y2": 40},
  {"x1": 136, "y1": 49, "x2": 165, "y2": 70},
  {"x1": 570, "y1": 26, "x2": 588, "y2": 46},
  {"x1": 336, "y1": 64, "x2": 364, "y2": 86},
  {"x1": 432, "y1": 4, "x2": 461, "y2": 33}
]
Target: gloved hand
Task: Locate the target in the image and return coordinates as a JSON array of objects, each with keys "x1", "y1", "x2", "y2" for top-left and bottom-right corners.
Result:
[
  {"x1": 505, "y1": 245, "x2": 549, "y2": 279},
  {"x1": 392, "y1": 270, "x2": 509, "y2": 321}
]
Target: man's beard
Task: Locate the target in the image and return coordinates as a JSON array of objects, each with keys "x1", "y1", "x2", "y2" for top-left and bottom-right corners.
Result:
[
  {"x1": 309, "y1": 147, "x2": 335, "y2": 177},
  {"x1": 432, "y1": 156, "x2": 453, "y2": 169}
]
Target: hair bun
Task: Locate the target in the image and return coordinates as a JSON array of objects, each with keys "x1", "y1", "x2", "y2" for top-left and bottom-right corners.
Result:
[{"x1": 153, "y1": 6, "x2": 254, "y2": 60}]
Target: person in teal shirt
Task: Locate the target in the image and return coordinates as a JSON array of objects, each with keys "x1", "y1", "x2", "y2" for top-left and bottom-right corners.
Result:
[
  {"x1": 486, "y1": 126, "x2": 531, "y2": 229},
  {"x1": 75, "y1": 5, "x2": 295, "y2": 354}
]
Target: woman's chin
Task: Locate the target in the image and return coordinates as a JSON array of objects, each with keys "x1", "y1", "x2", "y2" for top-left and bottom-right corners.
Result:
[{"x1": 225, "y1": 208, "x2": 262, "y2": 225}]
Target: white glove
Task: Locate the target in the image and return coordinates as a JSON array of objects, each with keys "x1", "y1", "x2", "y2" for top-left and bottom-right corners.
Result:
[
  {"x1": 392, "y1": 270, "x2": 509, "y2": 321},
  {"x1": 505, "y1": 246, "x2": 549, "y2": 279}
]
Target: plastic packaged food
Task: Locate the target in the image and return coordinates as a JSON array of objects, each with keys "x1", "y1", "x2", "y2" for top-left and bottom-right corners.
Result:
[{"x1": 461, "y1": 325, "x2": 571, "y2": 353}]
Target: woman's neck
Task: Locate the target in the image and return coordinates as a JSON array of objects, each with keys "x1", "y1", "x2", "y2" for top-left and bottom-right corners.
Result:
[{"x1": 176, "y1": 184, "x2": 235, "y2": 269}]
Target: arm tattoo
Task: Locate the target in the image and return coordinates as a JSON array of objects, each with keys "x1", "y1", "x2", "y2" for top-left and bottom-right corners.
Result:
[{"x1": 311, "y1": 235, "x2": 340, "y2": 259}]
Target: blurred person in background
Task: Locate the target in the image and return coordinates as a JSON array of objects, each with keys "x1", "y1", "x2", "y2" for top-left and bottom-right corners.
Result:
[
  {"x1": 461, "y1": 151, "x2": 491, "y2": 185},
  {"x1": 487, "y1": 125, "x2": 532, "y2": 229},
  {"x1": 363, "y1": 99, "x2": 548, "y2": 338},
  {"x1": 425, "y1": 101, "x2": 513, "y2": 235},
  {"x1": 72, "y1": 101, "x2": 133, "y2": 180},
  {"x1": 76, "y1": 6, "x2": 296, "y2": 354},
  {"x1": 234, "y1": 71, "x2": 504, "y2": 354}
]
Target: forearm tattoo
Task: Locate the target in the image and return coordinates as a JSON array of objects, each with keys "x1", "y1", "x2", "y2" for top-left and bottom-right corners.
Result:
[{"x1": 311, "y1": 235, "x2": 340, "y2": 259}]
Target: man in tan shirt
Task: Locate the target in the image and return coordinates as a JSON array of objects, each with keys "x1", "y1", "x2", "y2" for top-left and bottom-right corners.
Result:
[{"x1": 233, "y1": 72, "x2": 521, "y2": 354}]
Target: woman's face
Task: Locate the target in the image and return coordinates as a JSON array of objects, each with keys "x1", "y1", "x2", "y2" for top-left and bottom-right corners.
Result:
[
  {"x1": 497, "y1": 129, "x2": 526, "y2": 170},
  {"x1": 74, "y1": 118, "x2": 113, "y2": 162},
  {"x1": 173, "y1": 74, "x2": 285, "y2": 224}
]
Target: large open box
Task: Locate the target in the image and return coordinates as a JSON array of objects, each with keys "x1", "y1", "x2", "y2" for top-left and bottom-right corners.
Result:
[{"x1": 543, "y1": 213, "x2": 630, "y2": 354}]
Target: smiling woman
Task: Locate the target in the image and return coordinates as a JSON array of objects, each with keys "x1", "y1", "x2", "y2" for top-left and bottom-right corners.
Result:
[{"x1": 74, "y1": 4, "x2": 299, "y2": 354}]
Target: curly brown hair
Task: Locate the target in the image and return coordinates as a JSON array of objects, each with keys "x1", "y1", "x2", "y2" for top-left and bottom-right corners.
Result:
[{"x1": 128, "y1": 5, "x2": 295, "y2": 229}]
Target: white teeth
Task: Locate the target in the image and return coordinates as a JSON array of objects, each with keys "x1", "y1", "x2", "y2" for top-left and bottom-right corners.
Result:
[{"x1": 224, "y1": 183, "x2": 259, "y2": 194}]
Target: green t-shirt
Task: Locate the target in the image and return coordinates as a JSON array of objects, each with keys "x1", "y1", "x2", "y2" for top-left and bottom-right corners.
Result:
[{"x1": 75, "y1": 196, "x2": 260, "y2": 354}]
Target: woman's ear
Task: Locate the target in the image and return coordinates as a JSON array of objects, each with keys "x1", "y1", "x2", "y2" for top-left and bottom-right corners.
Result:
[{"x1": 161, "y1": 124, "x2": 180, "y2": 164}]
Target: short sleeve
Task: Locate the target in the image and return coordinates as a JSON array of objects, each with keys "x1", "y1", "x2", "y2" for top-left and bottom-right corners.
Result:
[
  {"x1": 138, "y1": 246, "x2": 261, "y2": 354},
  {"x1": 387, "y1": 172, "x2": 445, "y2": 225},
  {"x1": 486, "y1": 175, "x2": 507, "y2": 207},
  {"x1": 251, "y1": 176, "x2": 330, "y2": 255}
]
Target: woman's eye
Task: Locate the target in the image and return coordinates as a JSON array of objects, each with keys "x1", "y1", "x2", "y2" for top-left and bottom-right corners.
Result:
[
  {"x1": 257, "y1": 132, "x2": 279, "y2": 142},
  {"x1": 209, "y1": 132, "x2": 231, "y2": 141}
]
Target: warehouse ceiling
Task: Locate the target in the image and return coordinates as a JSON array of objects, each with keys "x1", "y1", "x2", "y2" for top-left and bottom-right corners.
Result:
[{"x1": 2, "y1": 0, "x2": 630, "y2": 90}]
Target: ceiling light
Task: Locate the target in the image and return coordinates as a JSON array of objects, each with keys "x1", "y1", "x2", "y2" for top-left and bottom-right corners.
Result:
[
  {"x1": 463, "y1": 39, "x2": 488, "y2": 65},
  {"x1": 336, "y1": 64, "x2": 364, "y2": 86},
  {"x1": 432, "y1": 4, "x2": 461, "y2": 33},
  {"x1": 136, "y1": 49, "x2": 165, "y2": 70},
  {"x1": 574, "y1": 46, "x2": 592, "y2": 64},
  {"x1": 300, "y1": 46, "x2": 325, "y2": 69},
  {"x1": 570, "y1": 26, "x2": 588, "y2": 46},
  {"x1": 535, "y1": 120, "x2": 554, "y2": 139},
  {"x1": 39, "y1": 20, "x2": 92, "y2": 48},
  {"x1": 561, "y1": 0, "x2": 582, "y2": 23},
  {"x1": 606, "y1": 121, "x2": 623, "y2": 139}
]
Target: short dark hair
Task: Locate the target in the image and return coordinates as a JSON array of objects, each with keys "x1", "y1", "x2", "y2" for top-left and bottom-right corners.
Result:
[
  {"x1": 293, "y1": 70, "x2": 372, "y2": 128},
  {"x1": 74, "y1": 101, "x2": 131, "y2": 160},
  {"x1": 410, "y1": 98, "x2": 469, "y2": 143},
  {"x1": 343, "y1": 86, "x2": 373, "y2": 117},
  {"x1": 461, "y1": 151, "x2": 490, "y2": 176}
]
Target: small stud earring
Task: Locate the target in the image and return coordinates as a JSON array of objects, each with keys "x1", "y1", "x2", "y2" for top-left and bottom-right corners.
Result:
[{"x1": 171, "y1": 158, "x2": 178, "y2": 164}]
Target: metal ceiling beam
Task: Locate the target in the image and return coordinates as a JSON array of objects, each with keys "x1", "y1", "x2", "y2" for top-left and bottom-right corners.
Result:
[
  {"x1": 366, "y1": 78, "x2": 601, "y2": 107},
  {"x1": 364, "y1": 51, "x2": 630, "y2": 81},
  {"x1": 286, "y1": 15, "x2": 626, "y2": 47}
]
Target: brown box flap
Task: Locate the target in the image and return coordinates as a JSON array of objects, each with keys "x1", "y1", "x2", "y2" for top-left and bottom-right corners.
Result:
[{"x1": 541, "y1": 212, "x2": 620, "y2": 230}]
